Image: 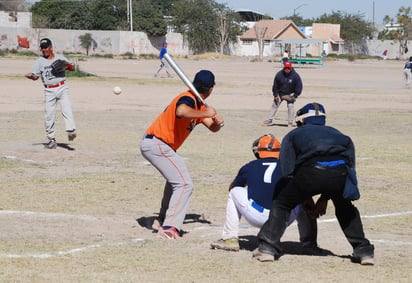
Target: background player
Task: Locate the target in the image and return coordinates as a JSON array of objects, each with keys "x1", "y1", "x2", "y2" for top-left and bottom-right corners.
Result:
[
  {"x1": 154, "y1": 41, "x2": 172, "y2": 78},
  {"x1": 403, "y1": 56, "x2": 412, "y2": 87},
  {"x1": 263, "y1": 61, "x2": 302, "y2": 127},
  {"x1": 210, "y1": 134, "x2": 318, "y2": 252},
  {"x1": 140, "y1": 70, "x2": 224, "y2": 239},
  {"x1": 25, "y1": 38, "x2": 77, "y2": 149}
]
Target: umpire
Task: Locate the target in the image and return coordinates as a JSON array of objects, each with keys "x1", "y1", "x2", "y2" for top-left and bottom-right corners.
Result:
[{"x1": 253, "y1": 102, "x2": 375, "y2": 265}]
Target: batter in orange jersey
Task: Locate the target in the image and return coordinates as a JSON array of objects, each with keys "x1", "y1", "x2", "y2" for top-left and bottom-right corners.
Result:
[{"x1": 140, "y1": 70, "x2": 224, "y2": 239}]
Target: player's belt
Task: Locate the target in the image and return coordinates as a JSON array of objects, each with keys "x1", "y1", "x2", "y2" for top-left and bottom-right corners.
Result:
[
  {"x1": 45, "y1": 81, "x2": 65, "y2": 88},
  {"x1": 251, "y1": 201, "x2": 264, "y2": 213},
  {"x1": 144, "y1": 134, "x2": 170, "y2": 148},
  {"x1": 314, "y1": 160, "x2": 346, "y2": 170}
]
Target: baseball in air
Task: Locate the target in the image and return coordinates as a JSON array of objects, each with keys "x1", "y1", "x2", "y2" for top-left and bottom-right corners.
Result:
[{"x1": 113, "y1": 86, "x2": 122, "y2": 95}]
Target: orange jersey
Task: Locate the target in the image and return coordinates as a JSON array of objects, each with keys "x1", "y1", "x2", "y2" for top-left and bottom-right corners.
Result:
[{"x1": 146, "y1": 90, "x2": 206, "y2": 151}]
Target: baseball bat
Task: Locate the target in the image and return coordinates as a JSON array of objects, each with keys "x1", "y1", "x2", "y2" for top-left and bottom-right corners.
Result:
[{"x1": 163, "y1": 53, "x2": 208, "y2": 107}]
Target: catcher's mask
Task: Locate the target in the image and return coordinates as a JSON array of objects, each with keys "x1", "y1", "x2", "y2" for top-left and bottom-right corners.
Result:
[
  {"x1": 252, "y1": 134, "x2": 280, "y2": 159},
  {"x1": 295, "y1": 102, "x2": 326, "y2": 127}
]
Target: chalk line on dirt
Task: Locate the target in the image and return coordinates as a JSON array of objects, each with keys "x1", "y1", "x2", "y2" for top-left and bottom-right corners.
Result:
[
  {"x1": 0, "y1": 239, "x2": 145, "y2": 259},
  {"x1": 1, "y1": 210, "x2": 410, "y2": 259}
]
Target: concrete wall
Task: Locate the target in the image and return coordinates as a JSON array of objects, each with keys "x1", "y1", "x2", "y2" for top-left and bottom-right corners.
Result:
[
  {"x1": 0, "y1": 27, "x2": 189, "y2": 56},
  {"x1": 1, "y1": 25, "x2": 411, "y2": 60},
  {"x1": 365, "y1": 39, "x2": 411, "y2": 60},
  {"x1": 0, "y1": 11, "x2": 31, "y2": 28}
]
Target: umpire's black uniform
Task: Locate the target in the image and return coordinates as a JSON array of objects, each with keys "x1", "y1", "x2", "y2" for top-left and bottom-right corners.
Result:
[{"x1": 256, "y1": 103, "x2": 374, "y2": 264}]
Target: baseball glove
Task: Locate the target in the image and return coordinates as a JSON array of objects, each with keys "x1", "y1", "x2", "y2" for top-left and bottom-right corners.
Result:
[
  {"x1": 51, "y1": 59, "x2": 69, "y2": 76},
  {"x1": 282, "y1": 95, "x2": 296, "y2": 103}
]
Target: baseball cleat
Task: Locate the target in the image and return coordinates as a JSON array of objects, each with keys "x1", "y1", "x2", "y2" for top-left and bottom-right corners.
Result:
[
  {"x1": 263, "y1": 119, "x2": 273, "y2": 125},
  {"x1": 252, "y1": 248, "x2": 275, "y2": 262},
  {"x1": 210, "y1": 238, "x2": 240, "y2": 252},
  {"x1": 45, "y1": 139, "x2": 57, "y2": 149},
  {"x1": 68, "y1": 130, "x2": 77, "y2": 141},
  {"x1": 157, "y1": 226, "x2": 180, "y2": 240},
  {"x1": 360, "y1": 255, "x2": 375, "y2": 266},
  {"x1": 151, "y1": 218, "x2": 162, "y2": 231}
]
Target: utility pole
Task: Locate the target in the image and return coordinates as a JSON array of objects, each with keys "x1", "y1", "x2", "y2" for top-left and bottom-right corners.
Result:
[
  {"x1": 127, "y1": 0, "x2": 133, "y2": 31},
  {"x1": 293, "y1": 3, "x2": 307, "y2": 17}
]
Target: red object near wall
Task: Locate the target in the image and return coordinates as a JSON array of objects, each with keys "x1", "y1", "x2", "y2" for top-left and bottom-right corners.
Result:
[{"x1": 17, "y1": 35, "x2": 30, "y2": 48}]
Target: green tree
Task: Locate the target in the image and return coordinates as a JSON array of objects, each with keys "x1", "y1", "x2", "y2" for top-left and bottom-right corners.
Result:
[
  {"x1": 171, "y1": 0, "x2": 240, "y2": 55},
  {"x1": 88, "y1": 0, "x2": 126, "y2": 31},
  {"x1": 133, "y1": 0, "x2": 167, "y2": 36},
  {"x1": 379, "y1": 6, "x2": 411, "y2": 55},
  {"x1": 171, "y1": 0, "x2": 218, "y2": 54},
  {"x1": 215, "y1": 4, "x2": 242, "y2": 56},
  {"x1": 79, "y1": 33, "x2": 93, "y2": 55},
  {"x1": 283, "y1": 15, "x2": 314, "y2": 27},
  {"x1": 396, "y1": 6, "x2": 411, "y2": 54}
]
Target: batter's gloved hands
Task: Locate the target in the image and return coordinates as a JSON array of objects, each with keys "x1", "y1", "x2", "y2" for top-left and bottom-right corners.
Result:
[
  {"x1": 51, "y1": 59, "x2": 70, "y2": 76},
  {"x1": 212, "y1": 113, "x2": 224, "y2": 127}
]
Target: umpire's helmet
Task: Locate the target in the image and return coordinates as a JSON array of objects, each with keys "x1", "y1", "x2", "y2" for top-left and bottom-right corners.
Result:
[
  {"x1": 295, "y1": 102, "x2": 326, "y2": 127},
  {"x1": 252, "y1": 134, "x2": 280, "y2": 159}
]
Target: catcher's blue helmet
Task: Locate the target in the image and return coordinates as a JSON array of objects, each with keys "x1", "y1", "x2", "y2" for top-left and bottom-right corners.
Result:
[{"x1": 295, "y1": 102, "x2": 326, "y2": 126}]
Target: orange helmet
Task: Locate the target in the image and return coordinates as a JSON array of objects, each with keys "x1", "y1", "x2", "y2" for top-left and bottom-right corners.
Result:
[{"x1": 252, "y1": 134, "x2": 281, "y2": 159}]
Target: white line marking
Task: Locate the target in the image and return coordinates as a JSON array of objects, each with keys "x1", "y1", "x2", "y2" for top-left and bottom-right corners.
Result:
[
  {"x1": 0, "y1": 239, "x2": 145, "y2": 259},
  {"x1": 0, "y1": 210, "x2": 97, "y2": 221},
  {"x1": 370, "y1": 239, "x2": 412, "y2": 246},
  {"x1": 319, "y1": 210, "x2": 412, "y2": 223},
  {"x1": 2, "y1": 244, "x2": 102, "y2": 259},
  {"x1": 3, "y1": 155, "x2": 36, "y2": 163}
]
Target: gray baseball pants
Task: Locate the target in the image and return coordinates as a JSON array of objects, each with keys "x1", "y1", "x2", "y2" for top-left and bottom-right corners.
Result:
[
  {"x1": 43, "y1": 85, "x2": 76, "y2": 140},
  {"x1": 266, "y1": 99, "x2": 295, "y2": 124},
  {"x1": 140, "y1": 135, "x2": 193, "y2": 230}
]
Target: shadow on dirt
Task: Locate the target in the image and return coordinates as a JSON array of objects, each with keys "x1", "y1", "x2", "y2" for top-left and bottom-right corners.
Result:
[
  {"x1": 136, "y1": 213, "x2": 212, "y2": 233},
  {"x1": 238, "y1": 236, "x2": 350, "y2": 259},
  {"x1": 33, "y1": 142, "x2": 75, "y2": 151}
]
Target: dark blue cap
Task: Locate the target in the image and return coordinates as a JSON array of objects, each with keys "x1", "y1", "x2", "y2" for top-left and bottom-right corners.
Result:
[{"x1": 193, "y1": 70, "x2": 215, "y2": 89}]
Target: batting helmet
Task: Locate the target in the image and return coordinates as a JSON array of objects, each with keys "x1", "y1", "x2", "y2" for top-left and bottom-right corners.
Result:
[
  {"x1": 295, "y1": 102, "x2": 326, "y2": 127},
  {"x1": 252, "y1": 134, "x2": 280, "y2": 159}
]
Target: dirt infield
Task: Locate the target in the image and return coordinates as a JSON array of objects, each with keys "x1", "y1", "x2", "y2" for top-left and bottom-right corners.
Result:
[{"x1": 0, "y1": 56, "x2": 411, "y2": 282}]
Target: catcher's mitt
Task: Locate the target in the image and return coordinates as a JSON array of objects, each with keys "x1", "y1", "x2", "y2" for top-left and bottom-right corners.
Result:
[
  {"x1": 51, "y1": 59, "x2": 69, "y2": 76},
  {"x1": 281, "y1": 94, "x2": 296, "y2": 103}
]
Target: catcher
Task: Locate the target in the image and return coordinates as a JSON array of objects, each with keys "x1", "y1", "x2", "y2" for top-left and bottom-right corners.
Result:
[
  {"x1": 25, "y1": 38, "x2": 77, "y2": 149},
  {"x1": 211, "y1": 134, "x2": 319, "y2": 253},
  {"x1": 263, "y1": 61, "x2": 303, "y2": 127}
]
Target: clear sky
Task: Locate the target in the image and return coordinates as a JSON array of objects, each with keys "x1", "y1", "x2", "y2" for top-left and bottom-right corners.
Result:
[{"x1": 216, "y1": 0, "x2": 411, "y2": 25}]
